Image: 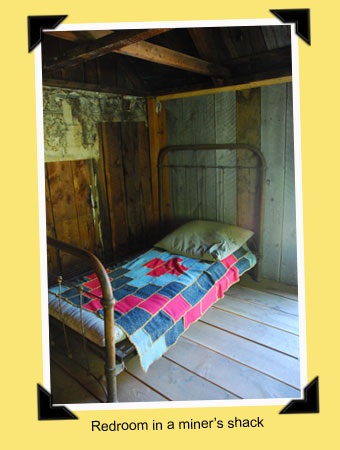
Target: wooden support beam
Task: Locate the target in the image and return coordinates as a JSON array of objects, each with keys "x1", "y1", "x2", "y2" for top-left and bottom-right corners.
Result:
[
  {"x1": 115, "y1": 41, "x2": 231, "y2": 79},
  {"x1": 188, "y1": 28, "x2": 224, "y2": 87},
  {"x1": 156, "y1": 75, "x2": 292, "y2": 101},
  {"x1": 43, "y1": 29, "x2": 171, "y2": 71},
  {"x1": 43, "y1": 78, "x2": 149, "y2": 97}
]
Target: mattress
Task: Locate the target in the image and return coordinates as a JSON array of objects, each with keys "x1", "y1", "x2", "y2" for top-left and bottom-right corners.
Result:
[{"x1": 48, "y1": 245, "x2": 256, "y2": 371}]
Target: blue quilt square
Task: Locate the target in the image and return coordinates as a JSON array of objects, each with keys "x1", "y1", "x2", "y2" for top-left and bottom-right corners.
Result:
[
  {"x1": 206, "y1": 262, "x2": 227, "y2": 282},
  {"x1": 181, "y1": 282, "x2": 206, "y2": 306},
  {"x1": 123, "y1": 249, "x2": 161, "y2": 270},
  {"x1": 144, "y1": 310, "x2": 174, "y2": 342},
  {"x1": 49, "y1": 285, "x2": 68, "y2": 294},
  {"x1": 150, "y1": 272, "x2": 178, "y2": 286},
  {"x1": 94, "y1": 308, "x2": 104, "y2": 318},
  {"x1": 180, "y1": 257, "x2": 198, "y2": 268},
  {"x1": 197, "y1": 272, "x2": 214, "y2": 291},
  {"x1": 67, "y1": 294, "x2": 93, "y2": 307},
  {"x1": 113, "y1": 285, "x2": 138, "y2": 301},
  {"x1": 114, "y1": 310, "x2": 122, "y2": 320},
  {"x1": 127, "y1": 275, "x2": 155, "y2": 288},
  {"x1": 62, "y1": 288, "x2": 79, "y2": 299},
  {"x1": 233, "y1": 247, "x2": 247, "y2": 260},
  {"x1": 135, "y1": 284, "x2": 160, "y2": 299},
  {"x1": 234, "y1": 257, "x2": 250, "y2": 275},
  {"x1": 165, "y1": 319, "x2": 184, "y2": 347},
  {"x1": 116, "y1": 307, "x2": 151, "y2": 335},
  {"x1": 108, "y1": 267, "x2": 129, "y2": 280},
  {"x1": 157, "y1": 282, "x2": 185, "y2": 299},
  {"x1": 125, "y1": 265, "x2": 150, "y2": 279},
  {"x1": 111, "y1": 276, "x2": 133, "y2": 289},
  {"x1": 191, "y1": 261, "x2": 211, "y2": 271},
  {"x1": 176, "y1": 270, "x2": 199, "y2": 284},
  {"x1": 140, "y1": 336, "x2": 167, "y2": 371}
]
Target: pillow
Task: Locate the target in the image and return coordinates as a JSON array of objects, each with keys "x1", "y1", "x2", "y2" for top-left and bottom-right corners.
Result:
[{"x1": 155, "y1": 220, "x2": 254, "y2": 262}]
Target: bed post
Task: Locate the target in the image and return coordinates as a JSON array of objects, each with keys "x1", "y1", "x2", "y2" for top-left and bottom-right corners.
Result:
[{"x1": 47, "y1": 237, "x2": 118, "y2": 402}]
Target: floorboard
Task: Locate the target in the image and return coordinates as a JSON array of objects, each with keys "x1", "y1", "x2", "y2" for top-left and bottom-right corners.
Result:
[
  {"x1": 227, "y1": 284, "x2": 299, "y2": 315},
  {"x1": 184, "y1": 321, "x2": 300, "y2": 388},
  {"x1": 125, "y1": 355, "x2": 238, "y2": 401},
  {"x1": 239, "y1": 274, "x2": 298, "y2": 301},
  {"x1": 202, "y1": 307, "x2": 299, "y2": 357},
  {"x1": 217, "y1": 296, "x2": 299, "y2": 334},
  {"x1": 165, "y1": 338, "x2": 300, "y2": 399}
]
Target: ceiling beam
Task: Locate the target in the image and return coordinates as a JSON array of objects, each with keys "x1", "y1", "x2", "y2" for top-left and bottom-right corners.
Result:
[
  {"x1": 43, "y1": 29, "x2": 171, "y2": 71},
  {"x1": 188, "y1": 28, "x2": 224, "y2": 86},
  {"x1": 114, "y1": 41, "x2": 231, "y2": 79}
]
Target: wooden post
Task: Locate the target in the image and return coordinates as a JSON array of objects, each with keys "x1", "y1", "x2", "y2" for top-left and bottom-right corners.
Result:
[{"x1": 147, "y1": 98, "x2": 171, "y2": 227}]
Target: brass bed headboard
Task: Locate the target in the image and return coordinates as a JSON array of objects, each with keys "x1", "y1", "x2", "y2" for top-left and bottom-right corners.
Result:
[{"x1": 158, "y1": 144, "x2": 267, "y2": 280}]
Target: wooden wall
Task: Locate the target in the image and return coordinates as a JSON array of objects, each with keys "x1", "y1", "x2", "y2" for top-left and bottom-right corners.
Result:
[
  {"x1": 45, "y1": 120, "x2": 154, "y2": 275},
  {"x1": 166, "y1": 91, "x2": 237, "y2": 226},
  {"x1": 261, "y1": 83, "x2": 297, "y2": 285},
  {"x1": 165, "y1": 83, "x2": 297, "y2": 285}
]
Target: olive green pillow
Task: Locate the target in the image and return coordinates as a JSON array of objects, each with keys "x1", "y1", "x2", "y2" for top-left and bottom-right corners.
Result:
[{"x1": 155, "y1": 220, "x2": 254, "y2": 262}]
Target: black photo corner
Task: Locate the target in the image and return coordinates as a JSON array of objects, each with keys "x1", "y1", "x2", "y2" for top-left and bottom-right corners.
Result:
[
  {"x1": 280, "y1": 377, "x2": 320, "y2": 414},
  {"x1": 28, "y1": 15, "x2": 68, "y2": 52},
  {"x1": 37, "y1": 385, "x2": 78, "y2": 420},
  {"x1": 270, "y1": 9, "x2": 311, "y2": 45}
]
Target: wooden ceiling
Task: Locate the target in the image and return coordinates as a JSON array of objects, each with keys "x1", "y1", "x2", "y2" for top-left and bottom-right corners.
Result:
[{"x1": 42, "y1": 26, "x2": 292, "y2": 97}]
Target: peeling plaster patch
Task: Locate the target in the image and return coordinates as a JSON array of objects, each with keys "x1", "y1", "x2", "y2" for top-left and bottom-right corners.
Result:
[{"x1": 43, "y1": 86, "x2": 147, "y2": 162}]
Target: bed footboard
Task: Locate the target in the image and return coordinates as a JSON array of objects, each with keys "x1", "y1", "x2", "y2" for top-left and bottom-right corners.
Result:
[{"x1": 47, "y1": 237, "x2": 118, "y2": 403}]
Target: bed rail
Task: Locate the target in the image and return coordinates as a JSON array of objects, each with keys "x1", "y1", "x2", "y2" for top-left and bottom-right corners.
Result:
[{"x1": 47, "y1": 237, "x2": 117, "y2": 402}]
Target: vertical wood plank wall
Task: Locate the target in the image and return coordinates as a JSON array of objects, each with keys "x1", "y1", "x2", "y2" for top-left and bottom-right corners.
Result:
[
  {"x1": 46, "y1": 121, "x2": 153, "y2": 274},
  {"x1": 261, "y1": 83, "x2": 297, "y2": 285},
  {"x1": 165, "y1": 83, "x2": 297, "y2": 285},
  {"x1": 166, "y1": 91, "x2": 237, "y2": 226}
]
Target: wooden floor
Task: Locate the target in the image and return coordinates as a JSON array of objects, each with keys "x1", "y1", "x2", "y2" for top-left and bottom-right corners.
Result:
[{"x1": 50, "y1": 275, "x2": 301, "y2": 404}]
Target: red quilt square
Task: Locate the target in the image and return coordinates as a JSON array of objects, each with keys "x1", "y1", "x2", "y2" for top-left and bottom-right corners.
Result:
[
  {"x1": 202, "y1": 286, "x2": 217, "y2": 314},
  {"x1": 138, "y1": 294, "x2": 169, "y2": 315},
  {"x1": 163, "y1": 294, "x2": 191, "y2": 322},
  {"x1": 114, "y1": 295, "x2": 144, "y2": 314},
  {"x1": 83, "y1": 298, "x2": 103, "y2": 312},
  {"x1": 184, "y1": 303, "x2": 202, "y2": 329}
]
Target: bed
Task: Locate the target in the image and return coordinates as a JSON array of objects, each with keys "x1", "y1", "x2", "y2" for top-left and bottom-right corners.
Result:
[{"x1": 47, "y1": 143, "x2": 266, "y2": 403}]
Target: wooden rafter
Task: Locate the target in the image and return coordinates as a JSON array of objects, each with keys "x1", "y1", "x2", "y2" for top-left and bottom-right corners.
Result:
[
  {"x1": 114, "y1": 41, "x2": 231, "y2": 79},
  {"x1": 43, "y1": 28, "x2": 171, "y2": 71},
  {"x1": 188, "y1": 28, "x2": 224, "y2": 86}
]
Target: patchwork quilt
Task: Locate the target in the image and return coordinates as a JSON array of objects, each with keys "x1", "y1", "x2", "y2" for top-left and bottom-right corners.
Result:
[{"x1": 53, "y1": 246, "x2": 256, "y2": 371}]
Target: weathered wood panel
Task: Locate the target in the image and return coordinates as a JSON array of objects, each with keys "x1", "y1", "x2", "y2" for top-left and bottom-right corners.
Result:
[
  {"x1": 261, "y1": 83, "x2": 297, "y2": 285},
  {"x1": 236, "y1": 88, "x2": 261, "y2": 239},
  {"x1": 215, "y1": 91, "x2": 237, "y2": 224},
  {"x1": 46, "y1": 161, "x2": 82, "y2": 270},
  {"x1": 166, "y1": 92, "x2": 237, "y2": 224},
  {"x1": 280, "y1": 83, "x2": 297, "y2": 285},
  {"x1": 100, "y1": 122, "x2": 129, "y2": 256}
]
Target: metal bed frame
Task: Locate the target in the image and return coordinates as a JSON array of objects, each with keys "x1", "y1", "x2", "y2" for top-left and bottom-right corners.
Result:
[{"x1": 47, "y1": 143, "x2": 266, "y2": 403}]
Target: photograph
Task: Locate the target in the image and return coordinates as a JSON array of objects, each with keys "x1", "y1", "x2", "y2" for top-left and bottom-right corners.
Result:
[{"x1": 40, "y1": 22, "x2": 302, "y2": 405}]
